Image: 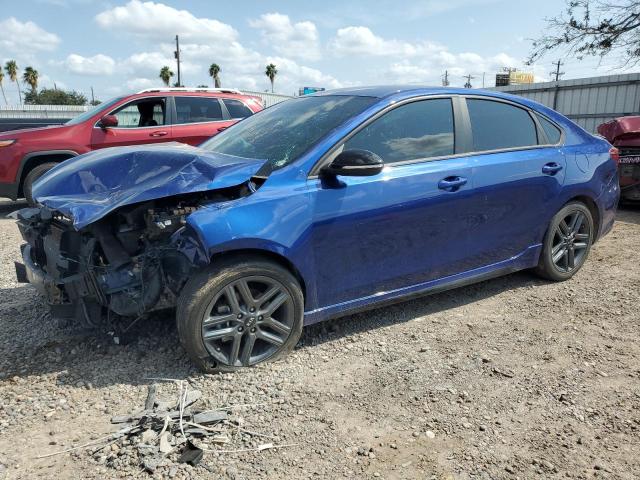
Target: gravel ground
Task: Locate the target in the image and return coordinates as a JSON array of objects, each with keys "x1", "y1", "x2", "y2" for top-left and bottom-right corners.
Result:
[{"x1": 0, "y1": 199, "x2": 638, "y2": 480}]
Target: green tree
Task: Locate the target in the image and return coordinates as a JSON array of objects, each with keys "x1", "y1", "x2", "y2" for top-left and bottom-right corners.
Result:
[
  {"x1": 0, "y1": 70, "x2": 7, "y2": 106},
  {"x1": 265, "y1": 63, "x2": 278, "y2": 93},
  {"x1": 528, "y1": 0, "x2": 640, "y2": 65},
  {"x1": 159, "y1": 66, "x2": 174, "y2": 86},
  {"x1": 22, "y1": 66, "x2": 39, "y2": 94},
  {"x1": 209, "y1": 63, "x2": 221, "y2": 88},
  {"x1": 5, "y1": 60, "x2": 21, "y2": 104},
  {"x1": 24, "y1": 88, "x2": 87, "y2": 105}
]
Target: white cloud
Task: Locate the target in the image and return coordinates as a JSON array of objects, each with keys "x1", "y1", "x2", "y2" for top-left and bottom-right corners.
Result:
[
  {"x1": 264, "y1": 56, "x2": 342, "y2": 93},
  {"x1": 249, "y1": 13, "x2": 320, "y2": 60},
  {"x1": 328, "y1": 25, "x2": 521, "y2": 87},
  {"x1": 329, "y1": 26, "x2": 443, "y2": 57},
  {"x1": 0, "y1": 18, "x2": 60, "y2": 54},
  {"x1": 64, "y1": 54, "x2": 115, "y2": 76},
  {"x1": 122, "y1": 51, "x2": 175, "y2": 77},
  {"x1": 95, "y1": 0, "x2": 237, "y2": 42},
  {"x1": 125, "y1": 77, "x2": 158, "y2": 91}
]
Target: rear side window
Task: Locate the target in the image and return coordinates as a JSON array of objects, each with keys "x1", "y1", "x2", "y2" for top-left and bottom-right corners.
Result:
[
  {"x1": 175, "y1": 97, "x2": 223, "y2": 124},
  {"x1": 344, "y1": 98, "x2": 455, "y2": 164},
  {"x1": 223, "y1": 99, "x2": 253, "y2": 119},
  {"x1": 536, "y1": 113, "x2": 562, "y2": 144},
  {"x1": 467, "y1": 99, "x2": 537, "y2": 151}
]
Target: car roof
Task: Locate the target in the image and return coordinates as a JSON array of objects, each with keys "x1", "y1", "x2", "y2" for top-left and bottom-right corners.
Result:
[
  {"x1": 312, "y1": 85, "x2": 537, "y2": 103},
  {"x1": 128, "y1": 90, "x2": 255, "y2": 99},
  {"x1": 312, "y1": 85, "x2": 561, "y2": 119}
]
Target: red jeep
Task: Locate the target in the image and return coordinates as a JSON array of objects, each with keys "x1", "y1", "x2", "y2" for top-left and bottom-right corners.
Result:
[
  {"x1": 0, "y1": 88, "x2": 263, "y2": 204},
  {"x1": 598, "y1": 116, "x2": 640, "y2": 203}
]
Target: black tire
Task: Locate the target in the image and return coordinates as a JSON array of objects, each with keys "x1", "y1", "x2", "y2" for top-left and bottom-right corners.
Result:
[
  {"x1": 176, "y1": 257, "x2": 304, "y2": 373},
  {"x1": 24, "y1": 162, "x2": 57, "y2": 206},
  {"x1": 534, "y1": 201, "x2": 595, "y2": 281}
]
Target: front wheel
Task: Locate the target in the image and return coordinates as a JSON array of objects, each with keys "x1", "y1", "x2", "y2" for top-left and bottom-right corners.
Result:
[
  {"x1": 176, "y1": 258, "x2": 304, "y2": 373},
  {"x1": 535, "y1": 201, "x2": 595, "y2": 281}
]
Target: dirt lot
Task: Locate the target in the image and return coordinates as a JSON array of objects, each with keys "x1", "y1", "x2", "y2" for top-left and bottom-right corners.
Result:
[{"x1": 0, "y1": 199, "x2": 638, "y2": 480}]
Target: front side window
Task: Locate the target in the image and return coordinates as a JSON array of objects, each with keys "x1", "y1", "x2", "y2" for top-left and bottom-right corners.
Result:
[
  {"x1": 175, "y1": 97, "x2": 223, "y2": 124},
  {"x1": 110, "y1": 98, "x2": 166, "y2": 128},
  {"x1": 467, "y1": 99, "x2": 537, "y2": 151},
  {"x1": 344, "y1": 98, "x2": 455, "y2": 164},
  {"x1": 68, "y1": 96, "x2": 124, "y2": 126},
  {"x1": 223, "y1": 99, "x2": 253, "y2": 119},
  {"x1": 201, "y1": 95, "x2": 377, "y2": 171}
]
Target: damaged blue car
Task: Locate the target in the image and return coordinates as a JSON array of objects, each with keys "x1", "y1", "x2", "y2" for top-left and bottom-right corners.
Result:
[{"x1": 14, "y1": 87, "x2": 619, "y2": 372}]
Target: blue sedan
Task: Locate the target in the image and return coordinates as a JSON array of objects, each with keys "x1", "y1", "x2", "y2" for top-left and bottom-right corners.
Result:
[{"x1": 17, "y1": 86, "x2": 619, "y2": 372}]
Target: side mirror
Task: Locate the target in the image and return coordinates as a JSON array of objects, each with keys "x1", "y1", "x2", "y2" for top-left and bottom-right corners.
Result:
[
  {"x1": 98, "y1": 114, "x2": 118, "y2": 129},
  {"x1": 322, "y1": 149, "x2": 384, "y2": 177}
]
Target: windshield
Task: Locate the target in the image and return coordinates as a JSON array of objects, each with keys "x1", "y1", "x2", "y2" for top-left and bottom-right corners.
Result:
[
  {"x1": 65, "y1": 96, "x2": 125, "y2": 126},
  {"x1": 200, "y1": 95, "x2": 377, "y2": 170}
]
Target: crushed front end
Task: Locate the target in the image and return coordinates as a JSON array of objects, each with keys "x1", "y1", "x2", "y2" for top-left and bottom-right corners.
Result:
[
  {"x1": 12, "y1": 143, "x2": 267, "y2": 326},
  {"x1": 15, "y1": 199, "x2": 204, "y2": 325}
]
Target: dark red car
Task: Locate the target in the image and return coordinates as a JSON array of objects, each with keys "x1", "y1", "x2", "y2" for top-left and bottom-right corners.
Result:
[
  {"x1": 598, "y1": 116, "x2": 640, "y2": 202},
  {"x1": 0, "y1": 88, "x2": 263, "y2": 204}
]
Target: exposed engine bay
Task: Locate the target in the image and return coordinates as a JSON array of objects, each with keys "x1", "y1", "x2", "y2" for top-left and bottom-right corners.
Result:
[{"x1": 15, "y1": 182, "x2": 259, "y2": 326}]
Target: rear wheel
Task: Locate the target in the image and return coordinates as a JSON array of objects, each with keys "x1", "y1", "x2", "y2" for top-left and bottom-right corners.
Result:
[
  {"x1": 535, "y1": 202, "x2": 594, "y2": 281},
  {"x1": 24, "y1": 162, "x2": 57, "y2": 206},
  {"x1": 176, "y1": 258, "x2": 304, "y2": 373}
]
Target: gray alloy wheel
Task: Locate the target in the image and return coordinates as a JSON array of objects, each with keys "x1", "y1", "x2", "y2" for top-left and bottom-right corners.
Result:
[
  {"x1": 535, "y1": 202, "x2": 594, "y2": 281},
  {"x1": 550, "y1": 210, "x2": 591, "y2": 273},
  {"x1": 201, "y1": 276, "x2": 296, "y2": 367},
  {"x1": 176, "y1": 257, "x2": 304, "y2": 373}
]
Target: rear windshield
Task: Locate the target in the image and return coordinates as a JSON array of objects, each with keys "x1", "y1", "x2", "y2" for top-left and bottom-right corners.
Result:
[{"x1": 200, "y1": 95, "x2": 377, "y2": 170}]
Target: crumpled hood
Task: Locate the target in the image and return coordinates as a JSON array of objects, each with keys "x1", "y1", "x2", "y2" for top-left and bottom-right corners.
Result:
[{"x1": 33, "y1": 142, "x2": 266, "y2": 230}]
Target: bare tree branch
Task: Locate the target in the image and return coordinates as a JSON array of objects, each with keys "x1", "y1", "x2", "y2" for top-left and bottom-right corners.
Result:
[{"x1": 527, "y1": 0, "x2": 640, "y2": 67}]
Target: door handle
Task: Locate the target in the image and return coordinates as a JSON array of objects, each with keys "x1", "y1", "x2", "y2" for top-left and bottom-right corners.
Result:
[
  {"x1": 149, "y1": 131, "x2": 168, "y2": 137},
  {"x1": 438, "y1": 176, "x2": 468, "y2": 192},
  {"x1": 542, "y1": 162, "x2": 563, "y2": 175}
]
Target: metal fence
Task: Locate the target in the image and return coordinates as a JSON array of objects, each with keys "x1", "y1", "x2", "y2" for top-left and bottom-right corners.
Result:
[
  {"x1": 0, "y1": 104, "x2": 88, "y2": 119},
  {"x1": 490, "y1": 73, "x2": 640, "y2": 132},
  {"x1": 0, "y1": 91, "x2": 293, "y2": 120}
]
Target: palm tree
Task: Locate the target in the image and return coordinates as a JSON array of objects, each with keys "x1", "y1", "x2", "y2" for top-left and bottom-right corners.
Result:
[
  {"x1": 159, "y1": 66, "x2": 174, "y2": 87},
  {"x1": 22, "y1": 66, "x2": 39, "y2": 94},
  {"x1": 265, "y1": 63, "x2": 278, "y2": 93},
  {"x1": 208, "y1": 63, "x2": 221, "y2": 88},
  {"x1": 5, "y1": 60, "x2": 21, "y2": 104},
  {"x1": 0, "y1": 70, "x2": 7, "y2": 106}
]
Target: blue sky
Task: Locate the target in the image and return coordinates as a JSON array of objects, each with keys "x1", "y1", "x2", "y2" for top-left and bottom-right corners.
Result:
[{"x1": 0, "y1": 0, "x2": 633, "y2": 104}]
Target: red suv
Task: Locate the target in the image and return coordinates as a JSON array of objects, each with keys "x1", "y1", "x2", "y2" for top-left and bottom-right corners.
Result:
[{"x1": 0, "y1": 88, "x2": 263, "y2": 204}]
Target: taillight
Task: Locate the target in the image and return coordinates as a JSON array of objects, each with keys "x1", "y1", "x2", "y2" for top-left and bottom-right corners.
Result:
[{"x1": 609, "y1": 146, "x2": 620, "y2": 165}]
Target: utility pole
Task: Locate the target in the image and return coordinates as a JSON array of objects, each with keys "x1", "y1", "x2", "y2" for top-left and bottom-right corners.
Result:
[
  {"x1": 174, "y1": 35, "x2": 182, "y2": 87},
  {"x1": 463, "y1": 74, "x2": 475, "y2": 89},
  {"x1": 550, "y1": 60, "x2": 564, "y2": 82},
  {"x1": 442, "y1": 70, "x2": 450, "y2": 86},
  {"x1": 482, "y1": 72, "x2": 486, "y2": 88},
  {"x1": 91, "y1": 86, "x2": 95, "y2": 104}
]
